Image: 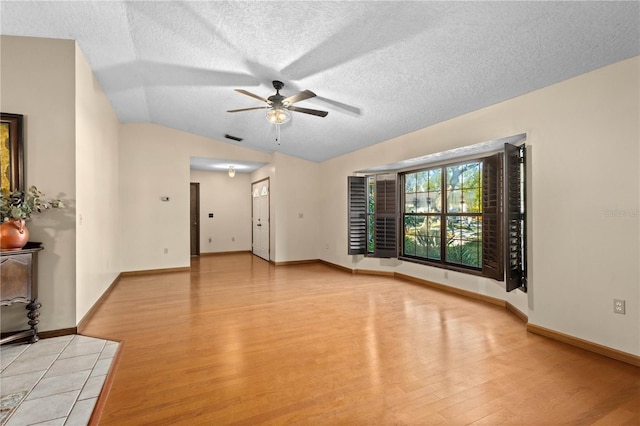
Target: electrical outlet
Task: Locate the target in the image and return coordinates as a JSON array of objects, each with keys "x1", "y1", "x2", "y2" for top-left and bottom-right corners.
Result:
[{"x1": 614, "y1": 299, "x2": 625, "y2": 315}]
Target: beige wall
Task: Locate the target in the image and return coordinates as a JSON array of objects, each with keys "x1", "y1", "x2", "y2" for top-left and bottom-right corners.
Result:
[
  {"x1": 118, "y1": 123, "x2": 271, "y2": 272},
  {"x1": 319, "y1": 57, "x2": 640, "y2": 356},
  {"x1": 1, "y1": 36, "x2": 77, "y2": 332},
  {"x1": 190, "y1": 169, "x2": 251, "y2": 253},
  {"x1": 248, "y1": 153, "x2": 321, "y2": 263},
  {"x1": 75, "y1": 44, "x2": 121, "y2": 322},
  {"x1": 271, "y1": 152, "x2": 321, "y2": 263}
]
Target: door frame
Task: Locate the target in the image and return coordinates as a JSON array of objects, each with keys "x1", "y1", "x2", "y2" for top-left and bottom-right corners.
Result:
[
  {"x1": 251, "y1": 177, "x2": 270, "y2": 261},
  {"x1": 190, "y1": 182, "x2": 200, "y2": 256}
]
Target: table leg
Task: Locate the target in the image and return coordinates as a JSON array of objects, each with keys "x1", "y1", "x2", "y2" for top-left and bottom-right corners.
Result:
[{"x1": 26, "y1": 299, "x2": 41, "y2": 343}]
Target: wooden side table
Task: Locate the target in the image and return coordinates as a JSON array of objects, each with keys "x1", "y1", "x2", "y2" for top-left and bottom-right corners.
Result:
[{"x1": 0, "y1": 243, "x2": 43, "y2": 345}]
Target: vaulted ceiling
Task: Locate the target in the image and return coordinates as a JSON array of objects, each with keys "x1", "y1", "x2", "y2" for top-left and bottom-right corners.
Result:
[{"x1": 1, "y1": 1, "x2": 638, "y2": 163}]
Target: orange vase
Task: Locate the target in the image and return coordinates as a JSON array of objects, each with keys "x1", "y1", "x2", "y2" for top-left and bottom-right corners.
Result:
[{"x1": 0, "y1": 219, "x2": 29, "y2": 250}]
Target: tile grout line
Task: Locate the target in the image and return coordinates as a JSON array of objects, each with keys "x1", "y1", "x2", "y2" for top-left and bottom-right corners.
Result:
[
  {"x1": 2, "y1": 337, "x2": 74, "y2": 426},
  {"x1": 2, "y1": 336, "x2": 112, "y2": 426},
  {"x1": 63, "y1": 338, "x2": 107, "y2": 426},
  {"x1": 58, "y1": 338, "x2": 111, "y2": 425},
  {"x1": 0, "y1": 344, "x2": 29, "y2": 374}
]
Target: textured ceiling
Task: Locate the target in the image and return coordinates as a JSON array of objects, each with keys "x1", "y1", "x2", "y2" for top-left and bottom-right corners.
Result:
[{"x1": 1, "y1": 1, "x2": 639, "y2": 163}]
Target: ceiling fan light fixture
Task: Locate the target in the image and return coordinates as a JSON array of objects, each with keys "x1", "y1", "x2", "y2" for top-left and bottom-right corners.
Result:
[{"x1": 266, "y1": 108, "x2": 291, "y2": 124}]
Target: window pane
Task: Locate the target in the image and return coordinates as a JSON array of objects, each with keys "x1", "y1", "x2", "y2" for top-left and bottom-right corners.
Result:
[
  {"x1": 367, "y1": 176, "x2": 375, "y2": 214},
  {"x1": 448, "y1": 162, "x2": 482, "y2": 214},
  {"x1": 367, "y1": 176, "x2": 375, "y2": 252},
  {"x1": 426, "y1": 190, "x2": 441, "y2": 213},
  {"x1": 447, "y1": 164, "x2": 464, "y2": 188},
  {"x1": 428, "y1": 169, "x2": 442, "y2": 190},
  {"x1": 425, "y1": 216, "x2": 441, "y2": 260},
  {"x1": 406, "y1": 193, "x2": 418, "y2": 213},
  {"x1": 461, "y1": 241, "x2": 481, "y2": 268},
  {"x1": 405, "y1": 172, "x2": 416, "y2": 212},
  {"x1": 405, "y1": 173, "x2": 421, "y2": 213},
  {"x1": 416, "y1": 171, "x2": 428, "y2": 192},
  {"x1": 462, "y1": 162, "x2": 482, "y2": 188},
  {"x1": 446, "y1": 215, "x2": 462, "y2": 240},
  {"x1": 414, "y1": 192, "x2": 432, "y2": 213},
  {"x1": 446, "y1": 215, "x2": 482, "y2": 268},
  {"x1": 416, "y1": 216, "x2": 440, "y2": 259},
  {"x1": 368, "y1": 214, "x2": 375, "y2": 253},
  {"x1": 405, "y1": 173, "x2": 416, "y2": 194},
  {"x1": 404, "y1": 215, "x2": 441, "y2": 260},
  {"x1": 447, "y1": 189, "x2": 462, "y2": 213},
  {"x1": 463, "y1": 188, "x2": 481, "y2": 213},
  {"x1": 403, "y1": 215, "x2": 419, "y2": 256},
  {"x1": 446, "y1": 243, "x2": 461, "y2": 264},
  {"x1": 406, "y1": 170, "x2": 443, "y2": 213}
]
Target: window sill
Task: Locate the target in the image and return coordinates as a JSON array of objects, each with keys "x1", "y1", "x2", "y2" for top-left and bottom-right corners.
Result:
[{"x1": 398, "y1": 255, "x2": 484, "y2": 277}]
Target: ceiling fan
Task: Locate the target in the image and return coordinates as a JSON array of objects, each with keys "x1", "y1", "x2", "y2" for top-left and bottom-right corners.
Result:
[{"x1": 227, "y1": 80, "x2": 328, "y2": 124}]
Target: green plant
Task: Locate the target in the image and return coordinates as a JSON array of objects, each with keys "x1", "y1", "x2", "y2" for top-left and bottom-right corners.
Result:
[{"x1": 0, "y1": 186, "x2": 64, "y2": 222}]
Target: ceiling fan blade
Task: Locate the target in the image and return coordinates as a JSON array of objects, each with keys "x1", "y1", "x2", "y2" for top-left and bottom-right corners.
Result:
[
  {"x1": 287, "y1": 106, "x2": 328, "y2": 117},
  {"x1": 283, "y1": 90, "x2": 316, "y2": 105},
  {"x1": 227, "y1": 106, "x2": 269, "y2": 113},
  {"x1": 315, "y1": 96, "x2": 362, "y2": 116},
  {"x1": 235, "y1": 89, "x2": 269, "y2": 104}
]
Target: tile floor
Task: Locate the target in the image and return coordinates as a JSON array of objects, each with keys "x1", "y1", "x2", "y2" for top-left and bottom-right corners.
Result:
[{"x1": 0, "y1": 335, "x2": 119, "y2": 426}]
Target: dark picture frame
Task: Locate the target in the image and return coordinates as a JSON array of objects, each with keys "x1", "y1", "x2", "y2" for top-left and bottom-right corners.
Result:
[{"x1": 1, "y1": 113, "x2": 24, "y2": 193}]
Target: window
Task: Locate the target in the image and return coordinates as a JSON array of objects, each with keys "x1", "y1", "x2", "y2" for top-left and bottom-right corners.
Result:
[
  {"x1": 348, "y1": 142, "x2": 526, "y2": 291},
  {"x1": 403, "y1": 160, "x2": 484, "y2": 270},
  {"x1": 348, "y1": 174, "x2": 397, "y2": 258}
]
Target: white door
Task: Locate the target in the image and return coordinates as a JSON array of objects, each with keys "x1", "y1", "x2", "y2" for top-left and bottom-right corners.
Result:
[{"x1": 252, "y1": 179, "x2": 269, "y2": 261}]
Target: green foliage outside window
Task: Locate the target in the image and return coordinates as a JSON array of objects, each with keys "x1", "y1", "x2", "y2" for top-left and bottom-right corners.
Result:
[
  {"x1": 367, "y1": 176, "x2": 375, "y2": 253},
  {"x1": 403, "y1": 161, "x2": 482, "y2": 269}
]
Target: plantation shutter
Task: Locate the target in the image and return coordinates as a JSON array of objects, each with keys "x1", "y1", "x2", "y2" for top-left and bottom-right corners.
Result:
[
  {"x1": 373, "y1": 174, "x2": 397, "y2": 258},
  {"x1": 347, "y1": 176, "x2": 367, "y2": 255},
  {"x1": 505, "y1": 143, "x2": 527, "y2": 292},
  {"x1": 482, "y1": 153, "x2": 504, "y2": 280}
]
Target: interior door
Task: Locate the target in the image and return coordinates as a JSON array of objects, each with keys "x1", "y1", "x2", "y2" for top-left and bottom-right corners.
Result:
[
  {"x1": 252, "y1": 179, "x2": 269, "y2": 261},
  {"x1": 190, "y1": 182, "x2": 200, "y2": 256}
]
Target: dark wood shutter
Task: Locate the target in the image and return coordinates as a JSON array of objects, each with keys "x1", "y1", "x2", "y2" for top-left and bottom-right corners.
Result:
[
  {"x1": 505, "y1": 143, "x2": 527, "y2": 292},
  {"x1": 347, "y1": 176, "x2": 367, "y2": 255},
  {"x1": 374, "y1": 174, "x2": 397, "y2": 258},
  {"x1": 482, "y1": 153, "x2": 504, "y2": 280}
]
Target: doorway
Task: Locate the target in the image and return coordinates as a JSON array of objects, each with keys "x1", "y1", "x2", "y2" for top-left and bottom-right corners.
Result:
[
  {"x1": 252, "y1": 178, "x2": 270, "y2": 261},
  {"x1": 190, "y1": 182, "x2": 200, "y2": 256}
]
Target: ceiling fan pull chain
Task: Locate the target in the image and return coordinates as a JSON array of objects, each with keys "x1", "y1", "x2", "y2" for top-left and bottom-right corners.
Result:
[{"x1": 276, "y1": 123, "x2": 281, "y2": 145}]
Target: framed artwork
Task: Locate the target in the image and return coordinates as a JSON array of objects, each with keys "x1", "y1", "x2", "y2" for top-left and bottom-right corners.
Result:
[{"x1": 1, "y1": 113, "x2": 24, "y2": 193}]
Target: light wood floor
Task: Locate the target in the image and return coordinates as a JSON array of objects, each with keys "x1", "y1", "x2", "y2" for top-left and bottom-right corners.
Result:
[{"x1": 82, "y1": 253, "x2": 639, "y2": 425}]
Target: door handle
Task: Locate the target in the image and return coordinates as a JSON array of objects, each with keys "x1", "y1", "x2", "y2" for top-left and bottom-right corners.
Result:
[{"x1": 257, "y1": 223, "x2": 262, "y2": 227}]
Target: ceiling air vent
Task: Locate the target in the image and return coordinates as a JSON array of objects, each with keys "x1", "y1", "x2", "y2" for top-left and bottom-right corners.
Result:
[{"x1": 225, "y1": 134, "x2": 243, "y2": 142}]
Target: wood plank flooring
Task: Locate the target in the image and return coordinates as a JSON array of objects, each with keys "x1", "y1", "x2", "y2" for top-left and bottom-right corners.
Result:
[{"x1": 81, "y1": 253, "x2": 640, "y2": 425}]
